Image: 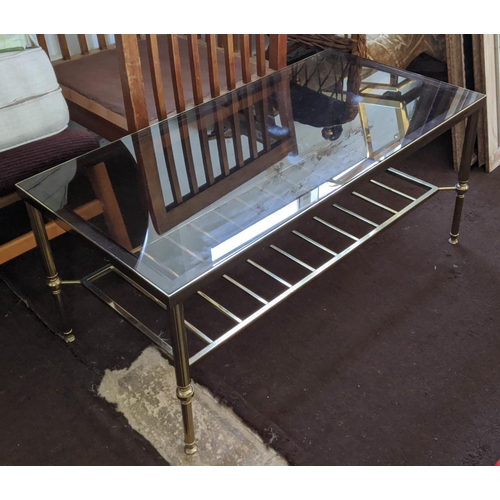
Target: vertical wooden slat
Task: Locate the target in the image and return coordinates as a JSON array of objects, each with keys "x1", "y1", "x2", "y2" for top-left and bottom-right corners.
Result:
[
  {"x1": 232, "y1": 35, "x2": 239, "y2": 52},
  {"x1": 77, "y1": 34, "x2": 89, "y2": 55},
  {"x1": 274, "y1": 78, "x2": 298, "y2": 155},
  {"x1": 197, "y1": 108, "x2": 215, "y2": 186},
  {"x1": 166, "y1": 34, "x2": 186, "y2": 112},
  {"x1": 206, "y1": 35, "x2": 220, "y2": 98},
  {"x1": 243, "y1": 89, "x2": 259, "y2": 160},
  {"x1": 240, "y1": 34, "x2": 252, "y2": 84},
  {"x1": 188, "y1": 34, "x2": 215, "y2": 187},
  {"x1": 213, "y1": 102, "x2": 230, "y2": 176},
  {"x1": 87, "y1": 162, "x2": 132, "y2": 250},
  {"x1": 115, "y1": 34, "x2": 149, "y2": 132},
  {"x1": 223, "y1": 35, "x2": 236, "y2": 90},
  {"x1": 132, "y1": 130, "x2": 170, "y2": 235},
  {"x1": 269, "y1": 34, "x2": 287, "y2": 70},
  {"x1": 57, "y1": 35, "x2": 71, "y2": 60},
  {"x1": 256, "y1": 35, "x2": 266, "y2": 77},
  {"x1": 36, "y1": 34, "x2": 49, "y2": 55},
  {"x1": 159, "y1": 121, "x2": 183, "y2": 204},
  {"x1": 187, "y1": 34, "x2": 204, "y2": 105},
  {"x1": 228, "y1": 94, "x2": 245, "y2": 168},
  {"x1": 259, "y1": 80, "x2": 272, "y2": 150},
  {"x1": 97, "y1": 34, "x2": 108, "y2": 50},
  {"x1": 146, "y1": 34, "x2": 168, "y2": 121},
  {"x1": 178, "y1": 115, "x2": 198, "y2": 194}
]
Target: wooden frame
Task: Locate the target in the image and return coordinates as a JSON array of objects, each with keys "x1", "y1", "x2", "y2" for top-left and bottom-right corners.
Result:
[
  {"x1": 39, "y1": 34, "x2": 290, "y2": 140},
  {"x1": 472, "y1": 34, "x2": 500, "y2": 172},
  {"x1": 446, "y1": 35, "x2": 468, "y2": 172}
]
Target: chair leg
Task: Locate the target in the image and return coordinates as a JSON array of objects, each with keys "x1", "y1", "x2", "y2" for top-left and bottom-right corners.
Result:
[
  {"x1": 26, "y1": 203, "x2": 75, "y2": 342},
  {"x1": 87, "y1": 162, "x2": 132, "y2": 250}
]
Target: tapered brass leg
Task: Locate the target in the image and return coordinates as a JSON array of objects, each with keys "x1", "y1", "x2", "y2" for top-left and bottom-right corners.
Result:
[
  {"x1": 168, "y1": 303, "x2": 197, "y2": 455},
  {"x1": 26, "y1": 204, "x2": 75, "y2": 342},
  {"x1": 449, "y1": 111, "x2": 479, "y2": 245}
]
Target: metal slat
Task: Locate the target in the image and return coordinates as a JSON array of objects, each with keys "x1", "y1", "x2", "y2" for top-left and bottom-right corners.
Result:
[
  {"x1": 197, "y1": 291, "x2": 242, "y2": 323},
  {"x1": 185, "y1": 320, "x2": 214, "y2": 344},
  {"x1": 313, "y1": 216, "x2": 359, "y2": 241},
  {"x1": 352, "y1": 192, "x2": 398, "y2": 214},
  {"x1": 223, "y1": 275, "x2": 268, "y2": 305},
  {"x1": 270, "y1": 244, "x2": 316, "y2": 272},
  {"x1": 333, "y1": 204, "x2": 379, "y2": 227},
  {"x1": 292, "y1": 230, "x2": 338, "y2": 256},
  {"x1": 369, "y1": 179, "x2": 416, "y2": 201},
  {"x1": 247, "y1": 259, "x2": 292, "y2": 288}
]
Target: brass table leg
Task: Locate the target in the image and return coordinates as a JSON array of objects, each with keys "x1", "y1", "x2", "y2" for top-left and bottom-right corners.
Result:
[
  {"x1": 449, "y1": 111, "x2": 479, "y2": 245},
  {"x1": 168, "y1": 303, "x2": 197, "y2": 455},
  {"x1": 26, "y1": 204, "x2": 75, "y2": 342}
]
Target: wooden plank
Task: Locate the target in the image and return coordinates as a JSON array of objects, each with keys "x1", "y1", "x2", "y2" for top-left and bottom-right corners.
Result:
[
  {"x1": 158, "y1": 121, "x2": 183, "y2": 204},
  {"x1": 274, "y1": 78, "x2": 298, "y2": 155},
  {"x1": 87, "y1": 162, "x2": 133, "y2": 250},
  {"x1": 146, "y1": 34, "x2": 168, "y2": 121},
  {"x1": 256, "y1": 35, "x2": 266, "y2": 77},
  {"x1": 269, "y1": 34, "x2": 287, "y2": 70},
  {"x1": 258, "y1": 80, "x2": 272, "y2": 150},
  {"x1": 187, "y1": 34, "x2": 204, "y2": 105},
  {"x1": 206, "y1": 34, "x2": 220, "y2": 98},
  {"x1": 77, "y1": 34, "x2": 89, "y2": 55},
  {"x1": 132, "y1": 129, "x2": 170, "y2": 234},
  {"x1": 0, "y1": 200, "x2": 102, "y2": 266},
  {"x1": 214, "y1": 102, "x2": 230, "y2": 176},
  {"x1": 228, "y1": 93, "x2": 245, "y2": 168},
  {"x1": 0, "y1": 192, "x2": 20, "y2": 210},
  {"x1": 57, "y1": 34, "x2": 71, "y2": 60},
  {"x1": 223, "y1": 35, "x2": 236, "y2": 90},
  {"x1": 445, "y1": 35, "x2": 467, "y2": 171},
  {"x1": 178, "y1": 115, "x2": 199, "y2": 194},
  {"x1": 166, "y1": 34, "x2": 186, "y2": 112},
  {"x1": 36, "y1": 34, "x2": 49, "y2": 55},
  {"x1": 62, "y1": 86, "x2": 128, "y2": 141},
  {"x1": 197, "y1": 110, "x2": 215, "y2": 186},
  {"x1": 115, "y1": 34, "x2": 149, "y2": 133},
  {"x1": 481, "y1": 34, "x2": 500, "y2": 172},
  {"x1": 97, "y1": 34, "x2": 108, "y2": 50},
  {"x1": 240, "y1": 35, "x2": 252, "y2": 83},
  {"x1": 242, "y1": 88, "x2": 259, "y2": 160}
]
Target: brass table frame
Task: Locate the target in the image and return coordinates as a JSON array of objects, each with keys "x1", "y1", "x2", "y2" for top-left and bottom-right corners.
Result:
[{"x1": 21, "y1": 98, "x2": 484, "y2": 455}]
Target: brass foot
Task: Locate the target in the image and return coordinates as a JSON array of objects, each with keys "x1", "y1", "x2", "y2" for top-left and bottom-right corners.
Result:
[
  {"x1": 448, "y1": 235, "x2": 459, "y2": 245},
  {"x1": 63, "y1": 330, "x2": 76, "y2": 343},
  {"x1": 184, "y1": 443, "x2": 198, "y2": 455}
]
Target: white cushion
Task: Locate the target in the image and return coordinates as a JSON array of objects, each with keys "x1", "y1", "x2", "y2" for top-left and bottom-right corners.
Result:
[
  {"x1": 0, "y1": 47, "x2": 60, "y2": 107},
  {"x1": 0, "y1": 45, "x2": 69, "y2": 152}
]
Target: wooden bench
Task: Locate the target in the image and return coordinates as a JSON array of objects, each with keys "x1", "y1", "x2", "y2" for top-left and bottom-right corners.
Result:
[{"x1": 37, "y1": 34, "x2": 288, "y2": 138}]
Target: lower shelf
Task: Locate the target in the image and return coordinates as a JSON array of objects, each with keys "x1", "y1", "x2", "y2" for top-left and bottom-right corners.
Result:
[{"x1": 82, "y1": 167, "x2": 438, "y2": 365}]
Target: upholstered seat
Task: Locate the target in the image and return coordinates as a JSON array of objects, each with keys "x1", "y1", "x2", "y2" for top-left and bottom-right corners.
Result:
[{"x1": 0, "y1": 128, "x2": 100, "y2": 197}]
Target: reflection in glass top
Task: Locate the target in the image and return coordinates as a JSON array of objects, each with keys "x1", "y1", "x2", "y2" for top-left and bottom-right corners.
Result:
[{"x1": 17, "y1": 49, "x2": 484, "y2": 297}]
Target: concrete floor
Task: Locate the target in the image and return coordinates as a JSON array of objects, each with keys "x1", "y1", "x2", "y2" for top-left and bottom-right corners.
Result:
[{"x1": 99, "y1": 347, "x2": 287, "y2": 466}]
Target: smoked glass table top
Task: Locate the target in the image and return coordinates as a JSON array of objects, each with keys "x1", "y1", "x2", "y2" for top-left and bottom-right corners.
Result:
[{"x1": 17, "y1": 49, "x2": 485, "y2": 301}]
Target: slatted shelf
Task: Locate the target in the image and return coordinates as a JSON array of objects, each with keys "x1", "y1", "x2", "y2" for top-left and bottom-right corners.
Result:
[{"x1": 81, "y1": 168, "x2": 439, "y2": 365}]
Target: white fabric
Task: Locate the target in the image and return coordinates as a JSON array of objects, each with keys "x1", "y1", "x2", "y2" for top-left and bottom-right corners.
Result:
[
  {"x1": 0, "y1": 47, "x2": 61, "y2": 107},
  {"x1": 0, "y1": 46, "x2": 69, "y2": 152},
  {"x1": 0, "y1": 89, "x2": 69, "y2": 152}
]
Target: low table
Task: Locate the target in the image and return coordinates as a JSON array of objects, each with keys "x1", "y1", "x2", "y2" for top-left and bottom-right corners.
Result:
[{"x1": 16, "y1": 49, "x2": 485, "y2": 454}]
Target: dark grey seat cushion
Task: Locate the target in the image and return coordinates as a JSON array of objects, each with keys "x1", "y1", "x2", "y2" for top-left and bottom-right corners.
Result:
[{"x1": 0, "y1": 128, "x2": 100, "y2": 197}]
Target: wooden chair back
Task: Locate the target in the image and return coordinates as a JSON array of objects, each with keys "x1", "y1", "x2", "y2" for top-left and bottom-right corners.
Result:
[
  {"x1": 116, "y1": 34, "x2": 288, "y2": 133},
  {"x1": 37, "y1": 34, "x2": 112, "y2": 60}
]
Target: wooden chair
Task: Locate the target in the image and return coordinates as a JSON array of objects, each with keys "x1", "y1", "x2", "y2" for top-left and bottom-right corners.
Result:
[
  {"x1": 0, "y1": 129, "x2": 105, "y2": 265},
  {"x1": 37, "y1": 35, "x2": 288, "y2": 140}
]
